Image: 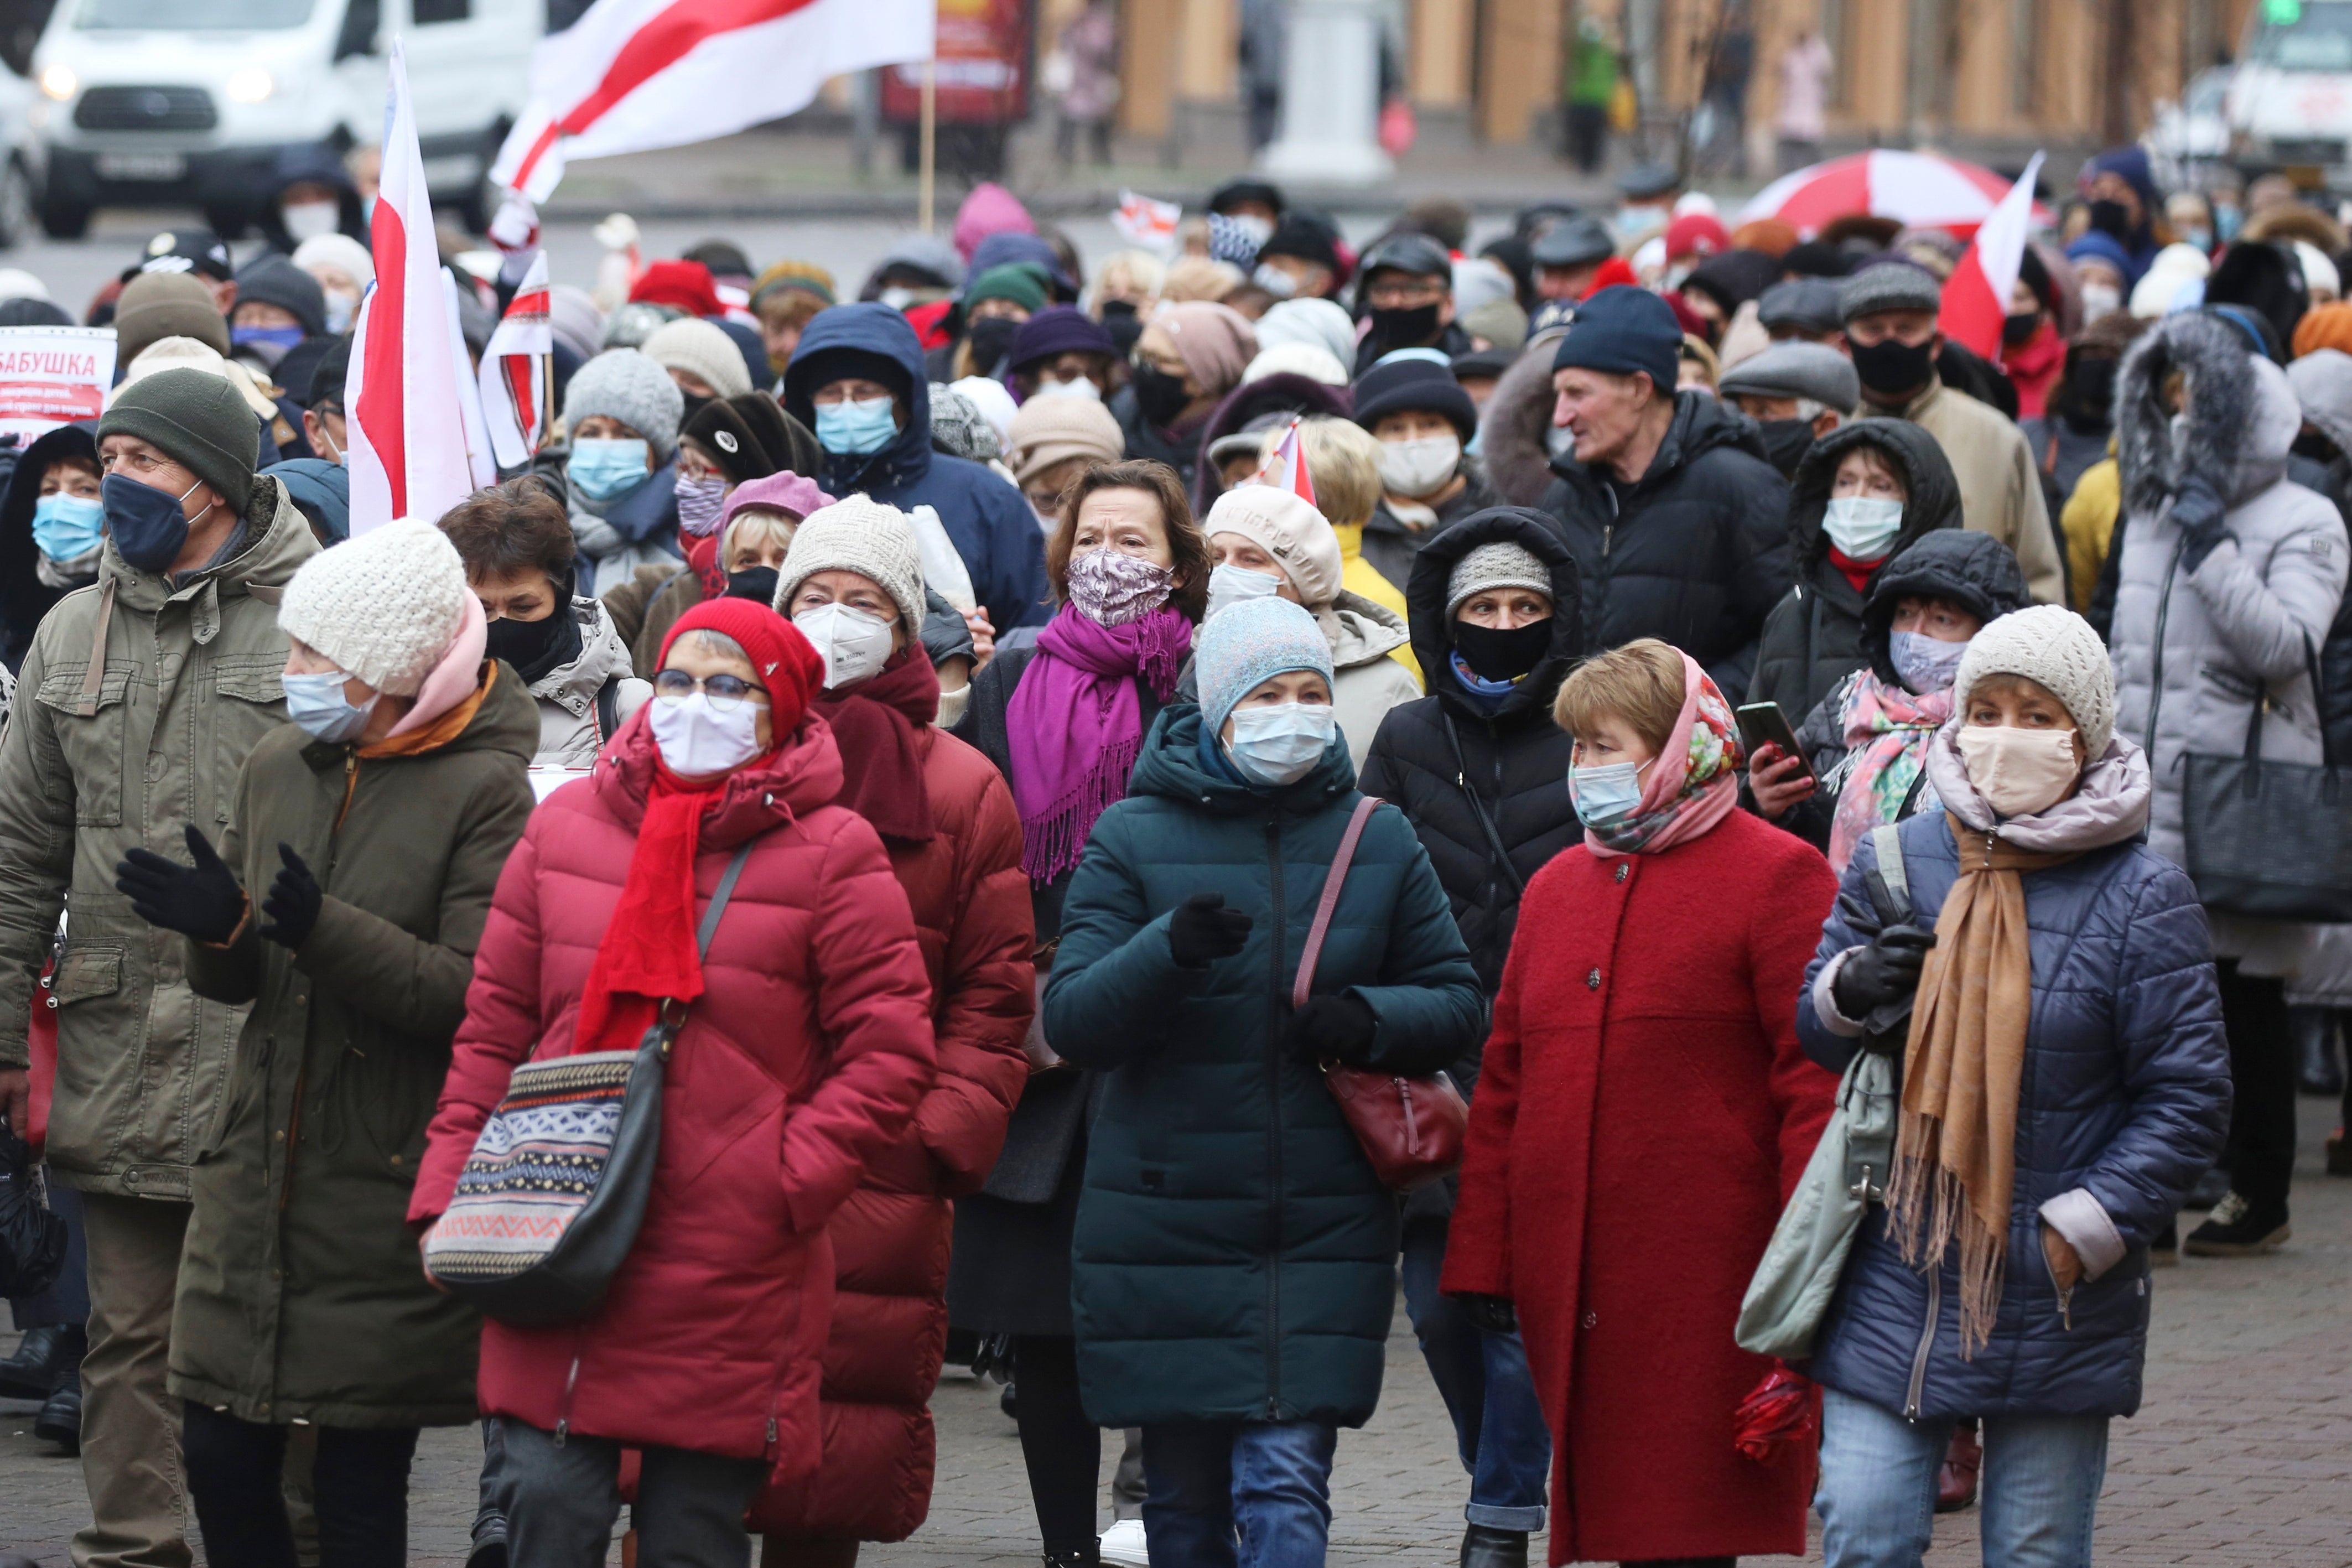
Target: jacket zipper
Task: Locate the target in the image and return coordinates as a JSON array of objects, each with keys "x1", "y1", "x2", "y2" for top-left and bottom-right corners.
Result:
[
  {"x1": 1902, "y1": 1260, "x2": 1940, "y2": 1419},
  {"x1": 1262, "y1": 816, "x2": 1286, "y2": 1421}
]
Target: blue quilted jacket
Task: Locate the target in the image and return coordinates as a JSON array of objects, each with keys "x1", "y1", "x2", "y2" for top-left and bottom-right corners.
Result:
[{"x1": 1797, "y1": 812, "x2": 2230, "y2": 1420}]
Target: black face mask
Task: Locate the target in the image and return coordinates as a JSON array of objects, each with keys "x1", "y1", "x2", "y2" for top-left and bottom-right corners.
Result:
[
  {"x1": 725, "y1": 565, "x2": 780, "y2": 605},
  {"x1": 2089, "y1": 199, "x2": 2136, "y2": 241},
  {"x1": 1369, "y1": 303, "x2": 1442, "y2": 350},
  {"x1": 102, "y1": 471, "x2": 198, "y2": 574},
  {"x1": 483, "y1": 580, "x2": 581, "y2": 683},
  {"x1": 966, "y1": 316, "x2": 1020, "y2": 372},
  {"x1": 1453, "y1": 617, "x2": 1553, "y2": 684},
  {"x1": 1099, "y1": 298, "x2": 1144, "y2": 356},
  {"x1": 2001, "y1": 309, "x2": 2041, "y2": 347},
  {"x1": 678, "y1": 392, "x2": 712, "y2": 426},
  {"x1": 1755, "y1": 417, "x2": 1817, "y2": 477},
  {"x1": 1130, "y1": 364, "x2": 1193, "y2": 428},
  {"x1": 2061, "y1": 357, "x2": 2119, "y2": 430},
  {"x1": 1851, "y1": 335, "x2": 1938, "y2": 401}
]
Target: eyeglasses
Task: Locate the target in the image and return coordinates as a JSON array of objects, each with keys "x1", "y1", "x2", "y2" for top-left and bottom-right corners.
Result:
[
  {"x1": 1364, "y1": 279, "x2": 1446, "y2": 309},
  {"x1": 651, "y1": 669, "x2": 771, "y2": 712},
  {"x1": 1130, "y1": 349, "x2": 1188, "y2": 378}
]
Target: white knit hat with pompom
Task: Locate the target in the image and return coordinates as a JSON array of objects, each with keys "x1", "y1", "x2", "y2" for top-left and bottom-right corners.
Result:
[{"x1": 278, "y1": 519, "x2": 471, "y2": 697}]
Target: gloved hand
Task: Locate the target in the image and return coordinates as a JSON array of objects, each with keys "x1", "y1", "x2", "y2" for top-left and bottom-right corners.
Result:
[
  {"x1": 487, "y1": 189, "x2": 541, "y2": 283},
  {"x1": 1455, "y1": 1293, "x2": 1518, "y2": 1335},
  {"x1": 114, "y1": 825, "x2": 244, "y2": 944},
  {"x1": 258, "y1": 843, "x2": 324, "y2": 949},
  {"x1": 2171, "y1": 471, "x2": 2231, "y2": 569},
  {"x1": 1830, "y1": 923, "x2": 1938, "y2": 1039},
  {"x1": 1286, "y1": 993, "x2": 1378, "y2": 1064},
  {"x1": 1168, "y1": 892, "x2": 1252, "y2": 968}
]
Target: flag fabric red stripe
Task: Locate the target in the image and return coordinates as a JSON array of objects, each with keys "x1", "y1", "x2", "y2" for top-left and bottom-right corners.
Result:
[
  {"x1": 357, "y1": 200, "x2": 408, "y2": 519},
  {"x1": 507, "y1": 121, "x2": 565, "y2": 199},
  {"x1": 555, "y1": 0, "x2": 823, "y2": 137}
]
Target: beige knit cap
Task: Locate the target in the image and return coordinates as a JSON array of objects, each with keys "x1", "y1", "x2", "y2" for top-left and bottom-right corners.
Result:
[
  {"x1": 773, "y1": 493, "x2": 927, "y2": 634},
  {"x1": 1202, "y1": 485, "x2": 1343, "y2": 610},
  {"x1": 278, "y1": 520, "x2": 471, "y2": 696},
  {"x1": 1005, "y1": 395, "x2": 1125, "y2": 484},
  {"x1": 1952, "y1": 604, "x2": 2117, "y2": 758},
  {"x1": 642, "y1": 317, "x2": 754, "y2": 401}
]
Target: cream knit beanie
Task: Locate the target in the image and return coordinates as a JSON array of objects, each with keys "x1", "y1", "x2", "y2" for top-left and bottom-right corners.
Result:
[
  {"x1": 642, "y1": 317, "x2": 754, "y2": 401},
  {"x1": 773, "y1": 494, "x2": 927, "y2": 634},
  {"x1": 1201, "y1": 485, "x2": 1343, "y2": 610},
  {"x1": 1953, "y1": 604, "x2": 2117, "y2": 758},
  {"x1": 278, "y1": 519, "x2": 473, "y2": 697}
]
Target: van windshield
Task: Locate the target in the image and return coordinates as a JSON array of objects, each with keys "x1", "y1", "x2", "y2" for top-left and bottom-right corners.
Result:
[
  {"x1": 2246, "y1": 0, "x2": 2352, "y2": 71},
  {"x1": 72, "y1": 0, "x2": 316, "y2": 27}
]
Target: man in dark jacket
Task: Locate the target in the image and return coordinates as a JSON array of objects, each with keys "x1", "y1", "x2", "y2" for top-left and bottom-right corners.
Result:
[
  {"x1": 783, "y1": 302, "x2": 1047, "y2": 632},
  {"x1": 1540, "y1": 284, "x2": 1793, "y2": 699},
  {"x1": 1353, "y1": 233, "x2": 1476, "y2": 377},
  {"x1": 1353, "y1": 358, "x2": 1502, "y2": 591}
]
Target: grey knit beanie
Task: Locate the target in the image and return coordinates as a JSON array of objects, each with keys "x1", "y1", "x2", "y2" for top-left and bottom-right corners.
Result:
[
  {"x1": 278, "y1": 519, "x2": 471, "y2": 695},
  {"x1": 1445, "y1": 542, "x2": 1554, "y2": 619},
  {"x1": 1196, "y1": 596, "x2": 1334, "y2": 738},
  {"x1": 642, "y1": 317, "x2": 754, "y2": 401},
  {"x1": 1952, "y1": 605, "x2": 2117, "y2": 758},
  {"x1": 97, "y1": 367, "x2": 260, "y2": 517},
  {"x1": 927, "y1": 383, "x2": 1000, "y2": 463},
  {"x1": 773, "y1": 494, "x2": 927, "y2": 635},
  {"x1": 563, "y1": 348, "x2": 684, "y2": 460}
]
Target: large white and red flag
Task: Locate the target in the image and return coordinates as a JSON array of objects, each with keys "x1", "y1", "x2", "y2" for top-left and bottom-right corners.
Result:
[
  {"x1": 492, "y1": 0, "x2": 937, "y2": 204},
  {"x1": 479, "y1": 251, "x2": 553, "y2": 471},
  {"x1": 1939, "y1": 152, "x2": 2047, "y2": 362},
  {"x1": 345, "y1": 41, "x2": 480, "y2": 535}
]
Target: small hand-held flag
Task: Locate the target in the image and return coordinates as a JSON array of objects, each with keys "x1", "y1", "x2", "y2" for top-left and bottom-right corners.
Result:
[
  {"x1": 1938, "y1": 152, "x2": 2046, "y2": 362},
  {"x1": 479, "y1": 252, "x2": 553, "y2": 471},
  {"x1": 1255, "y1": 417, "x2": 1317, "y2": 508}
]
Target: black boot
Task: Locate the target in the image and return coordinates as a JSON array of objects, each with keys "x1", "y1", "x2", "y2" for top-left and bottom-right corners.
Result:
[
  {"x1": 0, "y1": 1323, "x2": 80, "y2": 1401},
  {"x1": 1460, "y1": 1524, "x2": 1530, "y2": 1568},
  {"x1": 34, "y1": 1379, "x2": 79, "y2": 1453},
  {"x1": 2293, "y1": 1006, "x2": 2344, "y2": 1096},
  {"x1": 2183, "y1": 1191, "x2": 2292, "y2": 1257},
  {"x1": 2184, "y1": 1164, "x2": 2231, "y2": 1211}
]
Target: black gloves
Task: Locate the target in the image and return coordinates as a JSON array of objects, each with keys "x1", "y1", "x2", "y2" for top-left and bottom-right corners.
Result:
[
  {"x1": 115, "y1": 825, "x2": 244, "y2": 944},
  {"x1": 1831, "y1": 923, "x2": 1938, "y2": 1046},
  {"x1": 1169, "y1": 893, "x2": 1252, "y2": 968},
  {"x1": 2171, "y1": 473, "x2": 2230, "y2": 570},
  {"x1": 258, "y1": 844, "x2": 324, "y2": 949},
  {"x1": 1457, "y1": 1293, "x2": 1518, "y2": 1335},
  {"x1": 1286, "y1": 993, "x2": 1378, "y2": 1065}
]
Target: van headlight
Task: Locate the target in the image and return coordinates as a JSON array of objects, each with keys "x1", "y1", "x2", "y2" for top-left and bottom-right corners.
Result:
[
  {"x1": 37, "y1": 64, "x2": 74, "y2": 101},
  {"x1": 225, "y1": 68, "x2": 274, "y2": 105}
]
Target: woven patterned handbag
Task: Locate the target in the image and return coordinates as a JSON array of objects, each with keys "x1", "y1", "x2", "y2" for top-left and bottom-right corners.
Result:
[{"x1": 423, "y1": 845, "x2": 753, "y2": 1326}]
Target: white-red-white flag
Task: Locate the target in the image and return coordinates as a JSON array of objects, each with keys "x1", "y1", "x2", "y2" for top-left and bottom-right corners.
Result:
[
  {"x1": 492, "y1": 0, "x2": 936, "y2": 203},
  {"x1": 479, "y1": 252, "x2": 553, "y2": 471},
  {"x1": 1255, "y1": 417, "x2": 1317, "y2": 508},
  {"x1": 345, "y1": 42, "x2": 481, "y2": 536},
  {"x1": 1939, "y1": 152, "x2": 2046, "y2": 362},
  {"x1": 1112, "y1": 190, "x2": 1182, "y2": 252}
]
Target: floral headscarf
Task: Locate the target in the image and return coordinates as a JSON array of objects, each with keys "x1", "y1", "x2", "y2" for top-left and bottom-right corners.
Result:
[
  {"x1": 1826, "y1": 670, "x2": 1951, "y2": 873},
  {"x1": 1577, "y1": 651, "x2": 1745, "y2": 857}
]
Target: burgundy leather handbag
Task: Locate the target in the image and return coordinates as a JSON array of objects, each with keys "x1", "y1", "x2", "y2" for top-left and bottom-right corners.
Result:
[{"x1": 1297, "y1": 795, "x2": 1468, "y2": 1193}]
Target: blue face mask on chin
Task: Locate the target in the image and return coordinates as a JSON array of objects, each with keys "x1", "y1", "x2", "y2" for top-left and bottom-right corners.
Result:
[
  {"x1": 32, "y1": 492, "x2": 103, "y2": 562},
  {"x1": 568, "y1": 436, "x2": 652, "y2": 501},
  {"x1": 815, "y1": 396, "x2": 899, "y2": 456},
  {"x1": 230, "y1": 324, "x2": 306, "y2": 367},
  {"x1": 282, "y1": 668, "x2": 377, "y2": 745}
]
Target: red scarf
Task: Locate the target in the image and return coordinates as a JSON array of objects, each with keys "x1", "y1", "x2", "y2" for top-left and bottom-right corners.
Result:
[
  {"x1": 806, "y1": 647, "x2": 939, "y2": 844},
  {"x1": 1826, "y1": 544, "x2": 1879, "y2": 597},
  {"x1": 573, "y1": 759, "x2": 744, "y2": 1056}
]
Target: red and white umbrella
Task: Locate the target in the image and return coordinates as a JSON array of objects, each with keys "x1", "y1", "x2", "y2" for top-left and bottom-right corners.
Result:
[{"x1": 1741, "y1": 150, "x2": 2055, "y2": 238}]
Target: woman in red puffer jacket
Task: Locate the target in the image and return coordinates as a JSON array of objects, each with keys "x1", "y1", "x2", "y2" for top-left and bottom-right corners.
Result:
[{"x1": 410, "y1": 596, "x2": 936, "y2": 1557}]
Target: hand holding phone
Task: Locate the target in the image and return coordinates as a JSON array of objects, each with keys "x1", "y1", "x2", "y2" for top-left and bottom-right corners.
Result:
[{"x1": 1736, "y1": 703, "x2": 1816, "y2": 822}]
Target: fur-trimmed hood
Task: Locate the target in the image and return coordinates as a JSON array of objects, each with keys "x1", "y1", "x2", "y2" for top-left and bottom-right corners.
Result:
[
  {"x1": 2117, "y1": 311, "x2": 2300, "y2": 515},
  {"x1": 1474, "y1": 346, "x2": 1561, "y2": 509}
]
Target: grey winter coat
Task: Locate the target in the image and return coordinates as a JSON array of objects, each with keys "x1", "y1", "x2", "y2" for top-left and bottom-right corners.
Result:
[
  {"x1": 2109, "y1": 314, "x2": 2349, "y2": 974},
  {"x1": 527, "y1": 596, "x2": 651, "y2": 766}
]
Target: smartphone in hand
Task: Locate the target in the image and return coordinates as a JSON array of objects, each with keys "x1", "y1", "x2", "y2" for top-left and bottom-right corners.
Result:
[{"x1": 1735, "y1": 702, "x2": 1813, "y2": 780}]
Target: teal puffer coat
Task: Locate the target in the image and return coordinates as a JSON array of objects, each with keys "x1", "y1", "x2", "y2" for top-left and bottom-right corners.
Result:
[{"x1": 1045, "y1": 705, "x2": 1483, "y2": 1428}]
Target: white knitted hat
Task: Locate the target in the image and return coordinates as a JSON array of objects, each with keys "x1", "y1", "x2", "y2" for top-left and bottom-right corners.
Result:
[
  {"x1": 1201, "y1": 485, "x2": 1342, "y2": 610},
  {"x1": 641, "y1": 317, "x2": 754, "y2": 401},
  {"x1": 1953, "y1": 604, "x2": 2117, "y2": 758},
  {"x1": 278, "y1": 519, "x2": 472, "y2": 697},
  {"x1": 773, "y1": 494, "x2": 927, "y2": 634}
]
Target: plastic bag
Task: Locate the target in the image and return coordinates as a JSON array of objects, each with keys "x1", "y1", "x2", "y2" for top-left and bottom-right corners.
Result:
[
  {"x1": 1732, "y1": 1364, "x2": 1819, "y2": 1465},
  {"x1": 0, "y1": 1126, "x2": 66, "y2": 1300}
]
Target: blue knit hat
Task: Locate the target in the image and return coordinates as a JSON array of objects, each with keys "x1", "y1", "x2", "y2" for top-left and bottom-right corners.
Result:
[
  {"x1": 1196, "y1": 597, "x2": 1334, "y2": 736},
  {"x1": 1551, "y1": 285, "x2": 1680, "y2": 396}
]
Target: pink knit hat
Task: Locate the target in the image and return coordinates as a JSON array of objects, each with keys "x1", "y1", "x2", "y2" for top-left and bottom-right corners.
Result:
[
  {"x1": 720, "y1": 470, "x2": 834, "y2": 530},
  {"x1": 953, "y1": 183, "x2": 1036, "y2": 264}
]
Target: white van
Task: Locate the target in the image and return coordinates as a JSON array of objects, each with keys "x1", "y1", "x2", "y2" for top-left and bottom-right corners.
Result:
[
  {"x1": 2228, "y1": 0, "x2": 2352, "y2": 186},
  {"x1": 29, "y1": 0, "x2": 541, "y2": 239}
]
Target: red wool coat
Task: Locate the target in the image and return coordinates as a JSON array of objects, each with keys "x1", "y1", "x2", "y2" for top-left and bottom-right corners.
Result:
[
  {"x1": 747, "y1": 723, "x2": 1035, "y2": 1540},
  {"x1": 1442, "y1": 808, "x2": 1839, "y2": 1564},
  {"x1": 409, "y1": 715, "x2": 936, "y2": 1479}
]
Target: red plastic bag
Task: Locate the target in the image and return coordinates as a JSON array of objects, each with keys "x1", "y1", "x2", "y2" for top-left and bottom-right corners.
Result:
[
  {"x1": 1378, "y1": 98, "x2": 1416, "y2": 157},
  {"x1": 1733, "y1": 1365, "x2": 1819, "y2": 1465}
]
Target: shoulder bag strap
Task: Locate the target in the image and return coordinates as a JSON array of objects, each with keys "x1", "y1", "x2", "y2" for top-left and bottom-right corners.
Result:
[
  {"x1": 697, "y1": 843, "x2": 755, "y2": 957},
  {"x1": 1442, "y1": 713, "x2": 1527, "y2": 899},
  {"x1": 1294, "y1": 795, "x2": 1383, "y2": 1011},
  {"x1": 595, "y1": 674, "x2": 622, "y2": 745},
  {"x1": 75, "y1": 577, "x2": 115, "y2": 717}
]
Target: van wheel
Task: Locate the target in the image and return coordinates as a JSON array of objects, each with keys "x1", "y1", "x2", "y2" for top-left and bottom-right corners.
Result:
[
  {"x1": 0, "y1": 160, "x2": 34, "y2": 250},
  {"x1": 37, "y1": 190, "x2": 88, "y2": 241}
]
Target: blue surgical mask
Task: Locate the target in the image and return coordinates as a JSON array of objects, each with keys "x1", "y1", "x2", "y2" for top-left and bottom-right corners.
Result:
[
  {"x1": 1890, "y1": 629, "x2": 1969, "y2": 693},
  {"x1": 1569, "y1": 756, "x2": 1652, "y2": 828},
  {"x1": 31, "y1": 493, "x2": 103, "y2": 562},
  {"x1": 814, "y1": 396, "x2": 899, "y2": 456},
  {"x1": 567, "y1": 436, "x2": 651, "y2": 501},
  {"x1": 2181, "y1": 227, "x2": 2213, "y2": 256},
  {"x1": 1204, "y1": 562, "x2": 1283, "y2": 620},
  {"x1": 282, "y1": 668, "x2": 377, "y2": 745},
  {"x1": 1821, "y1": 495, "x2": 1905, "y2": 562},
  {"x1": 1225, "y1": 700, "x2": 1337, "y2": 787},
  {"x1": 230, "y1": 323, "x2": 305, "y2": 368},
  {"x1": 101, "y1": 471, "x2": 206, "y2": 574}
]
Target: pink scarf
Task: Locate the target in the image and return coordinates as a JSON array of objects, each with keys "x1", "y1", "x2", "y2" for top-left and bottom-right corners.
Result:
[
  {"x1": 1580, "y1": 651, "x2": 1744, "y2": 858},
  {"x1": 1827, "y1": 672, "x2": 1953, "y2": 873},
  {"x1": 1006, "y1": 603, "x2": 1191, "y2": 881}
]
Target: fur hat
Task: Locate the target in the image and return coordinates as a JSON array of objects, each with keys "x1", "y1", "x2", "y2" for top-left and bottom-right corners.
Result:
[
  {"x1": 1200, "y1": 485, "x2": 1343, "y2": 610},
  {"x1": 641, "y1": 317, "x2": 754, "y2": 401},
  {"x1": 1196, "y1": 596, "x2": 1335, "y2": 738},
  {"x1": 1953, "y1": 604, "x2": 2117, "y2": 760},
  {"x1": 1446, "y1": 541, "x2": 1554, "y2": 619},
  {"x1": 773, "y1": 494, "x2": 927, "y2": 634},
  {"x1": 278, "y1": 519, "x2": 471, "y2": 696},
  {"x1": 563, "y1": 349, "x2": 684, "y2": 460}
]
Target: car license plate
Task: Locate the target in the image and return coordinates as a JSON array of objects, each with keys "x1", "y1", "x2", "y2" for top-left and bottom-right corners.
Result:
[{"x1": 97, "y1": 152, "x2": 186, "y2": 181}]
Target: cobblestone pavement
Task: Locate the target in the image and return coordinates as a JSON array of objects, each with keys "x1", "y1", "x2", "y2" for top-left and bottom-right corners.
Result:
[{"x1": 5, "y1": 1097, "x2": 2349, "y2": 1565}]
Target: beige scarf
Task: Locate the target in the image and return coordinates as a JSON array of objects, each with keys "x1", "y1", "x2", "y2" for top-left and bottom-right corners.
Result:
[{"x1": 1884, "y1": 816, "x2": 2080, "y2": 1358}]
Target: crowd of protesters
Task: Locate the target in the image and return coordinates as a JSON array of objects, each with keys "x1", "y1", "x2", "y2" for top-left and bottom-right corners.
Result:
[{"x1": 0, "y1": 141, "x2": 2339, "y2": 1568}]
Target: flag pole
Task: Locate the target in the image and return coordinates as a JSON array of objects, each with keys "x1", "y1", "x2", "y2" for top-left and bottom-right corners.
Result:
[{"x1": 918, "y1": 57, "x2": 938, "y2": 234}]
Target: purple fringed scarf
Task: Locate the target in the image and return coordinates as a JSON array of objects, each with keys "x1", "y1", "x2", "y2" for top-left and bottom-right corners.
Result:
[{"x1": 1007, "y1": 603, "x2": 1192, "y2": 882}]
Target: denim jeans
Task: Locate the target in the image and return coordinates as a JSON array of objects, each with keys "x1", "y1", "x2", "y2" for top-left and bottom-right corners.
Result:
[
  {"x1": 1399, "y1": 1216, "x2": 1550, "y2": 1533},
  {"x1": 1140, "y1": 1419, "x2": 1336, "y2": 1568},
  {"x1": 1815, "y1": 1387, "x2": 2108, "y2": 1568}
]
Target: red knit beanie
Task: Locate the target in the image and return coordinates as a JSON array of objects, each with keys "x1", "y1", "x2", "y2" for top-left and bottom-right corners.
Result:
[{"x1": 657, "y1": 597, "x2": 823, "y2": 739}]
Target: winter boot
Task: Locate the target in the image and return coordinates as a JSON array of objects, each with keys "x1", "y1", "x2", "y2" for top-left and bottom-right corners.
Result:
[
  {"x1": 2328, "y1": 1126, "x2": 2352, "y2": 1176},
  {"x1": 1459, "y1": 1523, "x2": 1530, "y2": 1567},
  {"x1": 1934, "y1": 1421, "x2": 1981, "y2": 1512},
  {"x1": 2184, "y1": 1164, "x2": 2231, "y2": 1211},
  {"x1": 34, "y1": 1379, "x2": 79, "y2": 1453},
  {"x1": 0, "y1": 1323, "x2": 79, "y2": 1401},
  {"x1": 2293, "y1": 1006, "x2": 2344, "y2": 1096},
  {"x1": 2183, "y1": 1192, "x2": 2291, "y2": 1256}
]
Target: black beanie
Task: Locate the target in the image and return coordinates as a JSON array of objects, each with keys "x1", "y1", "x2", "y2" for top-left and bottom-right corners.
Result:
[
  {"x1": 233, "y1": 256, "x2": 326, "y2": 337},
  {"x1": 97, "y1": 367, "x2": 261, "y2": 514},
  {"x1": 1551, "y1": 285, "x2": 1682, "y2": 396}
]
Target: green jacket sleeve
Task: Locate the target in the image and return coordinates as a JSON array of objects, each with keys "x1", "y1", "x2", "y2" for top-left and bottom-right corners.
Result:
[
  {"x1": 0, "y1": 634, "x2": 79, "y2": 1065},
  {"x1": 1042, "y1": 809, "x2": 1208, "y2": 1067},
  {"x1": 1344, "y1": 809, "x2": 1484, "y2": 1077}
]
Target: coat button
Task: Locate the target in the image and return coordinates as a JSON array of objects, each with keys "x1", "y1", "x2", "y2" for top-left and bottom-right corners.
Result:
[
  {"x1": 1586, "y1": 967, "x2": 1600, "y2": 989},
  {"x1": 1582, "y1": 1310, "x2": 1598, "y2": 1329},
  {"x1": 1614, "y1": 863, "x2": 1628, "y2": 884}
]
